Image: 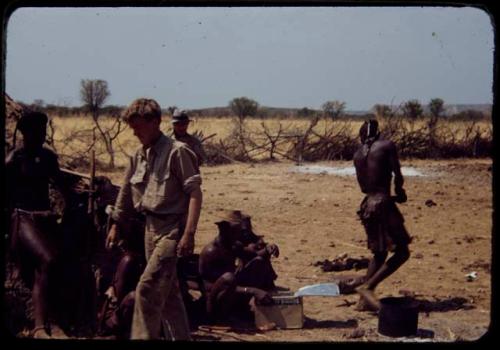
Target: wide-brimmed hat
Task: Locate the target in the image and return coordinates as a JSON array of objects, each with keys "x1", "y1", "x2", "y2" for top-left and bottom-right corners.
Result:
[
  {"x1": 122, "y1": 98, "x2": 162, "y2": 122},
  {"x1": 17, "y1": 111, "x2": 48, "y2": 133},
  {"x1": 171, "y1": 109, "x2": 191, "y2": 124}
]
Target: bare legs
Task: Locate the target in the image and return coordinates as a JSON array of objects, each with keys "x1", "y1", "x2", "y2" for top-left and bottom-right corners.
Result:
[
  {"x1": 17, "y1": 214, "x2": 57, "y2": 338},
  {"x1": 356, "y1": 246, "x2": 410, "y2": 311},
  {"x1": 205, "y1": 272, "x2": 237, "y2": 323}
]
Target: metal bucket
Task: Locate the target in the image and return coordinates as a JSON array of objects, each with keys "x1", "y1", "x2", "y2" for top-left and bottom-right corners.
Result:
[{"x1": 378, "y1": 297, "x2": 419, "y2": 337}]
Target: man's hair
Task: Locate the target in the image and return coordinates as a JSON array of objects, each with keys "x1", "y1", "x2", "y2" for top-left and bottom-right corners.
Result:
[
  {"x1": 17, "y1": 111, "x2": 48, "y2": 133},
  {"x1": 359, "y1": 119, "x2": 379, "y2": 143},
  {"x1": 122, "y1": 98, "x2": 162, "y2": 122}
]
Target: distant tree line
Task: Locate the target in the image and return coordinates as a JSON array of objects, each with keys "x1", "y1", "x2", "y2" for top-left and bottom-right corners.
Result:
[
  {"x1": 18, "y1": 96, "x2": 491, "y2": 122},
  {"x1": 10, "y1": 80, "x2": 491, "y2": 171}
]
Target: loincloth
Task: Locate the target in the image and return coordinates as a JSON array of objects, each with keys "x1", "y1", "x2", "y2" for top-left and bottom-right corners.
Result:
[{"x1": 357, "y1": 193, "x2": 411, "y2": 253}]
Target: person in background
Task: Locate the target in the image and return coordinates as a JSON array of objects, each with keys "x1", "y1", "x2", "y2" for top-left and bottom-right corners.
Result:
[{"x1": 171, "y1": 109, "x2": 207, "y2": 166}]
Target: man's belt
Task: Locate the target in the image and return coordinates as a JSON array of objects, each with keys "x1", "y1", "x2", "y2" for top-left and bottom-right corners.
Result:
[{"x1": 143, "y1": 210, "x2": 175, "y2": 220}]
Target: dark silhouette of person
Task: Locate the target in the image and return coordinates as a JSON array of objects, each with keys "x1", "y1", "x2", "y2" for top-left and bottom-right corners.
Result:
[
  {"x1": 352, "y1": 119, "x2": 412, "y2": 312},
  {"x1": 98, "y1": 215, "x2": 145, "y2": 339},
  {"x1": 199, "y1": 210, "x2": 277, "y2": 323},
  {"x1": 5, "y1": 111, "x2": 71, "y2": 338}
]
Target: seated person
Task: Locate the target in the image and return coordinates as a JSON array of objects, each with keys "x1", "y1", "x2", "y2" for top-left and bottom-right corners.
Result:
[
  {"x1": 199, "y1": 210, "x2": 279, "y2": 323},
  {"x1": 98, "y1": 214, "x2": 146, "y2": 338},
  {"x1": 232, "y1": 210, "x2": 279, "y2": 289}
]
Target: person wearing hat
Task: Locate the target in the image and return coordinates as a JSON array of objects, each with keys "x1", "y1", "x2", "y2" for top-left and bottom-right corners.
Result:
[
  {"x1": 352, "y1": 119, "x2": 412, "y2": 312},
  {"x1": 5, "y1": 111, "x2": 71, "y2": 338},
  {"x1": 105, "y1": 98, "x2": 202, "y2": 340},
  {"x1": 171, "y1": 109, "x2": 207, "y2": 166},
  {"x1": 198, "y1": 210, "x2": 279, "y2": 323}
]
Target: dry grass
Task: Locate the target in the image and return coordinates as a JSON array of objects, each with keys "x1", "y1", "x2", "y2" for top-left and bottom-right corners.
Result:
[{"x1": 25, "y1": 114, "x2": 491, "y2": 176}]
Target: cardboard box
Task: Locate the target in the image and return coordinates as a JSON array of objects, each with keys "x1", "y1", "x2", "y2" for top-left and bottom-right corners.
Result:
[{"x1": 253, "y1": 292, "x2": 304, "y2": 329}]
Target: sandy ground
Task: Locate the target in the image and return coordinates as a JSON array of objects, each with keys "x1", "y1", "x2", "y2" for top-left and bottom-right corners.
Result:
[
  {"x1": 185, "y1": 158, "x2": 492, "y2": 342},
  {"x1": 6, "y1": 158, "x2": 492, "y2": 343}
]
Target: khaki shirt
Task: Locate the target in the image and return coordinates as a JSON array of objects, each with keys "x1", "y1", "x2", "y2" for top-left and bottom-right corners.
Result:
[
  {"x1": 112, "y1": 133, "x2": 202, "y2": 224},
  {"x1": 173, "y1": 133, "x2": 207, "y2": 166}
]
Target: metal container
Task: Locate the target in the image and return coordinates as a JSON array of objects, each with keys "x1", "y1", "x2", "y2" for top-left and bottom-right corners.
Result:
[
  {"x1": 378, "y1": 297, "x2": 419, "y2": 337},
  {"x1": 254, "y1": 291, "x2": 304, "y2": 329}
]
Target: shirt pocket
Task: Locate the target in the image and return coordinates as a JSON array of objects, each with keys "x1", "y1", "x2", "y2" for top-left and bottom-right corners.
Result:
[
  {"x1": 130, "y1": 168, "x2": 146, "y2": 204},
  {"x1": 144, "y1": 171, "x2": 176, "y2": 211}
]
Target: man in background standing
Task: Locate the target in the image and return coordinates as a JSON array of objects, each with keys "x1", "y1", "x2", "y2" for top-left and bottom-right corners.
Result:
[{"x1": 171, "y1": 109, "x2": 207, "y2": 166}]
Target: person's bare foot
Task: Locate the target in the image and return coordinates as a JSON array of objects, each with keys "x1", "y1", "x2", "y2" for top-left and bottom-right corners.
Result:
[
  {"x1": 50, "y1": 324, "x2": 69, "y2": 339},
  {"x1": 355, "y1": 296, "x2": 379, "y2": 312},
  {"x1": 355, "y1": 285, "x2": 380, "y2": 311},
  {"x1": 32, "y1": 326, "x2": 51, "y2": 339}
]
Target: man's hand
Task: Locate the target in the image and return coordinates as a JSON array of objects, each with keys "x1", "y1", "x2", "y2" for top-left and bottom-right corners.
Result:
[
  {"x1": 395, "y1": 188, "x2": 407, "y2": 203},
  {"x1": 253, "y1": 288, "x2": 273, "y2": 305},
  {"x1": 105, "y1": 224, "x2": 118, "y2": 250},
  {"x1": 177, "y1": 232, "x2": 195, "y2": 257},
  {"x1": 266, "y1": 244, "x2": 280, "y2": 258}
]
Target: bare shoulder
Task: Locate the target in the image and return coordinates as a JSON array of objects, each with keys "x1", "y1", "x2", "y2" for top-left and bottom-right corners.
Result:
[
  {"x1": 373, "y1": 139, "x2": 396, "y2": 152},
  {"x1": 353, "y1": 149, "x2": 363, "y2": 165},
  {"x1": 200, "y1": 241, "x2": 217, "y2": 256},
  {"x1": 41, "y1": 146, "x2": 58, "y2": 160}
]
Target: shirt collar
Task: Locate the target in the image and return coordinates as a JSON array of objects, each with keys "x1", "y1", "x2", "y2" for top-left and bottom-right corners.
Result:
[{"x1": 140, "y1": 132, "x2": 168, "y2": 159}]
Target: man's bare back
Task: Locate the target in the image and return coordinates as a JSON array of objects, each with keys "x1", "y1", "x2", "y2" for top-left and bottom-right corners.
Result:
[{"x1": 353, "y1": 138, "x2": 403, "y2": 196}]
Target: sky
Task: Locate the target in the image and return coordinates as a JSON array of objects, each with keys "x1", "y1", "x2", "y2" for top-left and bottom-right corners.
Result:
[{"x1": 4, "y1": 6, "x2": 495, "y2": 111}]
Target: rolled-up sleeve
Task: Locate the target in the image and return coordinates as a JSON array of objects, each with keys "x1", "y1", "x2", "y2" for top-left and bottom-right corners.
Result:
[{"x1": 172, "y1": 146, "x2": 202, "y2": 194}]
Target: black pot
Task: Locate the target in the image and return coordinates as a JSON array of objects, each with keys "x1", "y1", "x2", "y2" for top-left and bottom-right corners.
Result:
[{"x1": 378, "y1": 297, "x2": 419, "y2": 337}]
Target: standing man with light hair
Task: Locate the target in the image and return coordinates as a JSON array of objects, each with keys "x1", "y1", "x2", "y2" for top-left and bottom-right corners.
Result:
[
  {"x1": 171, "y1": 109, "x2": 207, "y2": 166},
  {"x1": 106, "y1": 98, "x2": 202, "y2": 340}
]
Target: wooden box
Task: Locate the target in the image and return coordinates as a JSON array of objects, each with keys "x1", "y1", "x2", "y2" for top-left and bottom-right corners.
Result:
[{"x1": 253, "y1": 292, "x2": 304, "y2": 329}]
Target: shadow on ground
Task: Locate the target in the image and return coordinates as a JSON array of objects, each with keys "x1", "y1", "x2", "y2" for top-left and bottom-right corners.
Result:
[
  {"x1": 303, "y1": 316, "x2": 358, "y2": 329},
  {"x1": 415, "y1": 297, "x2": 475, "y2": 313}
]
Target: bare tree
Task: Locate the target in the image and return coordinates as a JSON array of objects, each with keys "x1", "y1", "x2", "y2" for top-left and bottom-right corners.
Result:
[
  {"x1": 427, "y1": 98, "x2": 445, "y2": 156},
  {"x1": 228, "y1": 97, "x2": 259, "y2": 159},
  {"x1": 402, "y1": 99, "x2": 423, "y2": 121},
  {"x1": 80, "y1": 79, "x2": 124, "y2": 169},
  {"x1": 229, "y1": 97, "x2": 259, "y2": 124},
  {"x1": 322, "y1": 100, "x2": 346, "y2": 121},
  {"x1": 372, "y1": 104, "x2": 392, "y2": 119}
]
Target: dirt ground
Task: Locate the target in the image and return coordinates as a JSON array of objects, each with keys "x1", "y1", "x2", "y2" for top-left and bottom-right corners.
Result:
[
  {"x1": 183, "y1": 158, "x2": 492, "y2": 342},
  {"x1": 5, "y1": 158, "x2": 492, "y2": 343}
]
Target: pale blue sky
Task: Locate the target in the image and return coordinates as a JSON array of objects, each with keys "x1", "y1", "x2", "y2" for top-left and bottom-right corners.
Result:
[{"x1": 4, "y1": 6, "x2": 494, "y2": 111}]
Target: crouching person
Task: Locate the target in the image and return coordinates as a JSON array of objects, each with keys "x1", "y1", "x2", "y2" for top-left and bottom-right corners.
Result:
[
  {"x1": 98, "y1": 215, "x2": 145, "y2": 339},
  {"x1": 199, "y1": 210, "x2": 278, "y2": 323}
]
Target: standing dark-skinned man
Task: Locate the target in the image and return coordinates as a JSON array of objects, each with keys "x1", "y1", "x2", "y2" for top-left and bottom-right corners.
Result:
[{"x1": 353, "y1": 119, "x2": 412, "y2": 312}]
